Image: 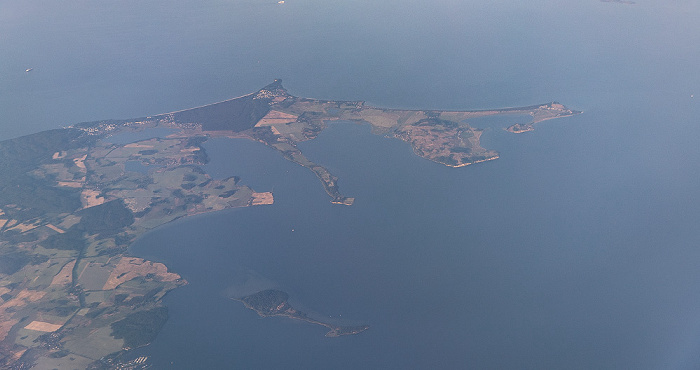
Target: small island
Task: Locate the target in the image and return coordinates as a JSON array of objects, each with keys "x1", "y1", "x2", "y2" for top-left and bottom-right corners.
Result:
[{"x1": 237, "y1": 290, "x2": 369, "y2": 337}]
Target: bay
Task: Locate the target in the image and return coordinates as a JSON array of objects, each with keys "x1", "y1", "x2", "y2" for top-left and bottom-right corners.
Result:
[
  {"x1": 132, "y1": 109, "x2": 700, "y2": 368},
  {"x1": 3, "y1": 0, "x2": 700, "y2": 368}
]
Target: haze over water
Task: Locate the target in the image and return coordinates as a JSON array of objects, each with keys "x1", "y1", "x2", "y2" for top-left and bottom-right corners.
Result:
[{"x1": 3, "y1": 0, "x2": 700, "y2": 368}]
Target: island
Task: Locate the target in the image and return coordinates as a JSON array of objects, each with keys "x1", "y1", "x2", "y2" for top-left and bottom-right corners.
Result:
[
  {"x1": 0, "y1": 81, "x2": 579, "y2": 369},
  {"x1": 237, "y1": 290, "x2": 369, "y2": 337}
]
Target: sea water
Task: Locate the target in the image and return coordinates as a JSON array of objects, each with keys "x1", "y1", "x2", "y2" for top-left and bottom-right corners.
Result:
[{"x1": 3, "y1": 0, "x2": 700, "y2": 368}]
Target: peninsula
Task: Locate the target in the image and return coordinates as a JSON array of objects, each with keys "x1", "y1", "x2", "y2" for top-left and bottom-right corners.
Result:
[
  {"x1": 140, "y1": 80, "x2": 578, "y2": 204},
  {"x1": 0, "y1": 81, "x2": 579, "y2": 368}
]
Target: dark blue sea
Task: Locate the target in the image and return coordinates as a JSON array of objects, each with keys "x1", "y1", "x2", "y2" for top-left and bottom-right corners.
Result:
[{"x1": 3, "y1": 0, "x2": 700, "y2": 368}]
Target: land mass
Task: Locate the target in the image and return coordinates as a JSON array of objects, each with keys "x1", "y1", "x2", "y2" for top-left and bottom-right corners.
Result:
[
  {"x1": 179, "y1": 80, "x2": 579, "y2": 202},
  {"x1": 0, "y1": 81, "x2": 579, "y2": 368},
  {"x1": 237, "y1": 290, "x2": 369, "y2": 337},
  {"x1": 79, "y1": 79, "x2": 578, "y2": 204}
]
